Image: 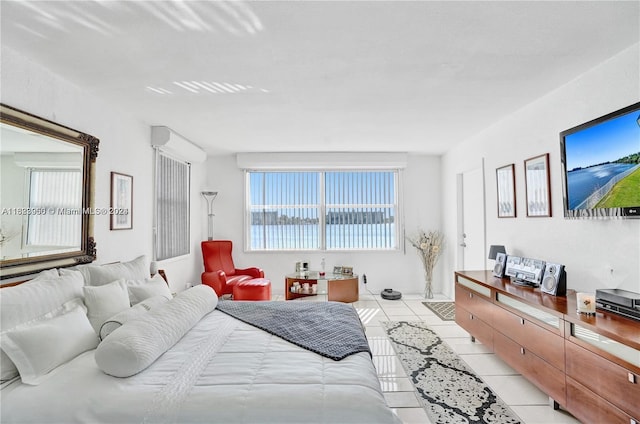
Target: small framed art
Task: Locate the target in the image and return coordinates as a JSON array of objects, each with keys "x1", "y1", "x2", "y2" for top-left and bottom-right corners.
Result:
[
  {"x1": 110, "y1": 172, "x2": 133, "y2": 230},
  {"x1": 342, "y1": 266, "x2": 353, "y2": 276},
  {"x1": 333, "y1": 266, "x2": 343, "y2": 275},
  {"x1": 524, "y1": 153, "x2": 551, "y2": 217},
  {"x1": 496, "y1": 164, "x2": 516, "y2": 218}
]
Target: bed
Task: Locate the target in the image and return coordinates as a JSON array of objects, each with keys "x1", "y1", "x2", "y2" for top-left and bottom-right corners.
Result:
[{"x1": 0, "y1": 258, "x2": 401, "y2": 424}]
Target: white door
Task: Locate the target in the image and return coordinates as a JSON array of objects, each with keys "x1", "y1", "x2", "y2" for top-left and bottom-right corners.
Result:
[{"x1": 456, "y1": 163, "x2": 486, "y2": 271}]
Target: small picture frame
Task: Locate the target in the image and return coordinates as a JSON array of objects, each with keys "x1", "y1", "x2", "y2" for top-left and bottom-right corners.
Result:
[
  {"x1": 333, "y1": 266, "x2": 343, "y2": 275},
  {"x1": 496, "y1": 164, "x2": 516, "y2": 218},
  {"x1": 342, "y1": 266, "x2": 353, "y2": 276},
  {"x1": 110, "y1": 172, "x2": 133, "y2": 230},
  {"x1": 524, "y1": 153, "x2": 551, "y2": 217}
]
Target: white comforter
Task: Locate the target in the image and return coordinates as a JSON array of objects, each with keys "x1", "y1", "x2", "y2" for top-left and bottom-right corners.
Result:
[{"x1": 2, "y1": 310, "x2": 401, "y2": 424}]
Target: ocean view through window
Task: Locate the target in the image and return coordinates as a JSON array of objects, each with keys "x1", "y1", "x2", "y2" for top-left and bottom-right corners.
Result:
[{"x1": 247, "y1": 170, "x2": 398, "y2": 251}]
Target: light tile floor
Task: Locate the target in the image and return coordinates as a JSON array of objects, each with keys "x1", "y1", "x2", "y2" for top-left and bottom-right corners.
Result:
[
  {"x1": 276, "y1": 291, "x2": 582, "y2": 424},
  {"x1": 356, "y1": 292, "x2": 582, "y2": 424}
]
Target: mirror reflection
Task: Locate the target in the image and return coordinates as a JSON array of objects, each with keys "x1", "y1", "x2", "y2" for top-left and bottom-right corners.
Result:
[
  {"x1": 1, "y1": 103, "x2": 98, "y2": 280},
  {"x1": 1, "y1": 123, "x2": 84, "y2": 260}
]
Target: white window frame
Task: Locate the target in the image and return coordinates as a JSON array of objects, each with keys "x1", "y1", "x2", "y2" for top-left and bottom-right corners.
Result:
[{"x1": 245, "y1": 169, "x2": 402, "y2": 252}]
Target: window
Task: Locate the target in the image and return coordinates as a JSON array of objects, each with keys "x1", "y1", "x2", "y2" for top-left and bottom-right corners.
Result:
[
  {"x1": 247, "y1": 170, "x2": 398, "y2": 251},
  {"x1": 27, "y1": 169, "x2": 82, "y2": 249},
  {"x1": 155, "y1": 152, "x2": 190, "y2": 260}
]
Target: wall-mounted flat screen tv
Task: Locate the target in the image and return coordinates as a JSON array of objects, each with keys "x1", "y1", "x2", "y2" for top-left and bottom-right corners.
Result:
[{"x1": 560, "y1": 102, "x2": 640, "y2": 219}]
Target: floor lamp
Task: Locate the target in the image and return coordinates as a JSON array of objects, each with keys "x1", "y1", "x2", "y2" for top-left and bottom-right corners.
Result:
[{"x1": 201, "y1": 191, "x2": 218, "y2": 241}]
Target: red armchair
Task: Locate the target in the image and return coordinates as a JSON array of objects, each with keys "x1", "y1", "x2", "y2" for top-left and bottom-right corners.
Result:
[{"x1": 201, "y1": 240, "x2": 264, "y2": 297}]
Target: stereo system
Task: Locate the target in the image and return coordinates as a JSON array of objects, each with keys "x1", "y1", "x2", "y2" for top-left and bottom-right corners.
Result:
[
  {"x1": 504, "y1": 255, "x2": 546, "y2": 288},
  {"x1": 492, "y1": 254, "x2": 566, "y2": 296}
]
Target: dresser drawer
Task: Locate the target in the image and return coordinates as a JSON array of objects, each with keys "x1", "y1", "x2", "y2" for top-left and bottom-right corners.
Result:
[
  {"x1": 455, "y1": 284, "x2": 494, "y2": 324},
  {"x1": 566, "y1": 341, "x2": 640, "y2": 420},
  {"x1": 566, "y1": 376, "x2": 637, "y2": 424},
  {"x1": 456, "y1": 304, "x2": 493, "y2": 351},
  {"x1": 493, "y1": 331, "x2": 565, "y2": 405},
  {"x1": 493, "y1": 305, "x2": 564, "y2": 371}
]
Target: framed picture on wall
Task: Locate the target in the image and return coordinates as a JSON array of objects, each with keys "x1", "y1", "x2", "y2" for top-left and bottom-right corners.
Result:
[
  {"x1": 524, "y1": 153, "x2": 551, "y2": 217},
  {"x1": 110, "y1": 172, "x2": 133, "y2": 230},
  {"x1": 496, "y1": 164, "x2": 516, "y2": 218}
]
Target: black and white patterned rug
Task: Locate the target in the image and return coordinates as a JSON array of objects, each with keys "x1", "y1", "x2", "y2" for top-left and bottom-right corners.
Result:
[
  {"x1": 383, "y1": 321, "x2": 521, "y2": 424},
  {"x1": 422, "y1": 301, "x2": 456, "y2": 321}
]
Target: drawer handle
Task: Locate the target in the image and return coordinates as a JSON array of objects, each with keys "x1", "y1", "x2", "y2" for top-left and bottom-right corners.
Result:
[
  {"x1": 629, "y1": 373, "x2": 637, "y2": 384},
  {"x1": 469, "y1": 292, "x2": 473, "y2": 299},
  {"x1": 470, "y1": 314, "x2": 474, "y2": 320},
  {"x1": 520, "y1": 347, "x2": 525, "y2": 355},
  {"x1": 520, "y1": 318, "x2": 525, "y2": 325}
]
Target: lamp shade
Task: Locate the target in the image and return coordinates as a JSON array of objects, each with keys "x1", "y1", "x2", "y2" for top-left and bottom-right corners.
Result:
[{"x1": 488, "y1": 245, "x2": 506, "y2": 260}]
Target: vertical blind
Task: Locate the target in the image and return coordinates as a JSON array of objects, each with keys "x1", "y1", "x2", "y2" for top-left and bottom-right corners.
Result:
[
  {"x1": 325, "y1": 171, "x2": 396, "y2": 249},
  {"x1": 155, "y1": 152, "x2": 190, "y2": 260},
  {"x1": 247, "y1": 170, "x2": 398, "y2": 251},
  {"x1": 27, "y1": 169, "x2": 82, "y2": 248}
]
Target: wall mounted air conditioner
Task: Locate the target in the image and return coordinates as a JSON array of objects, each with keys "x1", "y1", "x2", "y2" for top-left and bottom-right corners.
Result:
[{"x1": 150, "y1": 126, "x2": 206, "y2": 163}]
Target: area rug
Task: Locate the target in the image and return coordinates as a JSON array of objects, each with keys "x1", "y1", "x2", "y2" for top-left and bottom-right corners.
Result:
[
  {"x1": 383, "y1": 321, "x2": 521, "y2": 424},
  {"x1": 422, "y1": 301, "x2": 456, "y2": 321}
]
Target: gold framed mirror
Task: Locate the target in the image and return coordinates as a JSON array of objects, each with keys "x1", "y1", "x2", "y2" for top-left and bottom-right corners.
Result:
[{"x1": 0, "y1": 104, "x2": 99, "y2": 280}]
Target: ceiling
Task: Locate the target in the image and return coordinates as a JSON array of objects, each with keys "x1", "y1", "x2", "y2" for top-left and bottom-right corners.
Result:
[{"x1": 1, "y1": 1, "x2": 639, "y2": 155}]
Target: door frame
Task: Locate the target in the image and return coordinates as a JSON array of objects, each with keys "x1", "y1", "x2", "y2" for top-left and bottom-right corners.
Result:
[{"x1": 456, "y1": 160, "x2": 487, "y2": 271}]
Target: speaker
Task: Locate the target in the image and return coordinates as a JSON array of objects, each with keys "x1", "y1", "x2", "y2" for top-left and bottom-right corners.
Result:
[
  {"x1": 541, "y1": 263, "x2": 566, "y2": 296},
  {"x1": 493, "y1": 252, "x2": 507, "y2": 278}
]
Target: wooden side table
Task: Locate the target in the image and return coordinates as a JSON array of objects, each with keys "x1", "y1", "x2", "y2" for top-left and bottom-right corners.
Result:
[{"x1": 285, "y1": 272, "x2": 359, "y2": 303}]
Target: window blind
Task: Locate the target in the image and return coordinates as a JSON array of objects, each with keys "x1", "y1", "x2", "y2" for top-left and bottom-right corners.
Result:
[
  {"x1": 155, "y1": 152, "x2": 190, "y2": 260},
  {"x1": 247, "y1": 170, "x2": 398, "y2": 251},
  {"x1": 27, "y1": 169, "x2": 82, "y2": 247}
]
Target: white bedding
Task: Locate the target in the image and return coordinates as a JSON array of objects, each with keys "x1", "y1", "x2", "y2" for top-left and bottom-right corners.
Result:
[{"x1": 2, "y1": 309, "x2": 401, "y2": 424}]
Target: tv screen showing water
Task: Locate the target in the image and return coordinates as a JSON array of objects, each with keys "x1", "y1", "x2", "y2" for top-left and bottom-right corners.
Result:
[{"x1": 561, "y1": 103, "x2": 640, "y2": 218}]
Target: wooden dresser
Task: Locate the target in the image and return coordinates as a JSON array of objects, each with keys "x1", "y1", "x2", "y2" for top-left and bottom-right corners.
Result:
[{"x1": 455, "y1": 270, "x2": 640, "y2": 424}]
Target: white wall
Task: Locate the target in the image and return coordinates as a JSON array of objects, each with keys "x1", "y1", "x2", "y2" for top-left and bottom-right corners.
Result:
[
  {"x1": 204, "y1": 154, "x2": 443, "y2": 296},
  {"x1": 442, "y1": 44, "x2": 640, "y2": 296},
  {"x1": 0, "y1": 47, "x2": 206, "y2": 292},
  {"x1": 0, "y1": 155, "x2": 24, "y2": 258}
]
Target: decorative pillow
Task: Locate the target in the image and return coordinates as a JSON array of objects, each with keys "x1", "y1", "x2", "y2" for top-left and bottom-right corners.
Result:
[
  {"x1": 127, "y1": 274, "x2": 172, "y2": 305},
  {"x1": 99, "y1": 295, "x2": 170, "y2": 341},
  {"x1": 0, "y1": 270, "x2": 84, "y2": 382},
  {"x1": 62, "y1": 255, "x2": 148, "y2": 286},
  {"x1": 83, "y1": 279, "x2": 130, "y2": 333},
  {"x1": 95, "y1": 285, "x2": 218, "y2": 377},
  {"x1": 0, "y1": 304, "x2": 98, "y2": 385}
]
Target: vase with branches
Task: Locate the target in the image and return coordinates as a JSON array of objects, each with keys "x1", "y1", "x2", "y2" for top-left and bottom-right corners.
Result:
[{"x1": 407, "y1": 229, "x2": 444, "y2": 299}]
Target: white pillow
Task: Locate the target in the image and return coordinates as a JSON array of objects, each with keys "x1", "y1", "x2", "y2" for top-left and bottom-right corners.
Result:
[
  {"x1": 1, "y1": 304, "x2": 98, "y2": 385},
  {"x1": 28, "y1": 268, "x2": 60, "y2": 282},
  {"x1": 99, "y1": 295, "x2": 170, "y2": 341},
  {"x1": 0, "y1": 270, "x2": 84, "y2": 382},
  {"x1": 127, "y1": 274, "x2": 172, "y2": 305},
  {"x1": 95, "y1": 285, "x2": 218, "y2": 377},
  {"x1": 83, "y1": 279, "x2": 130, "y2": 333},
  {"x1": 63, "y1": 255, "x2": 149, "y2": 286}
]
